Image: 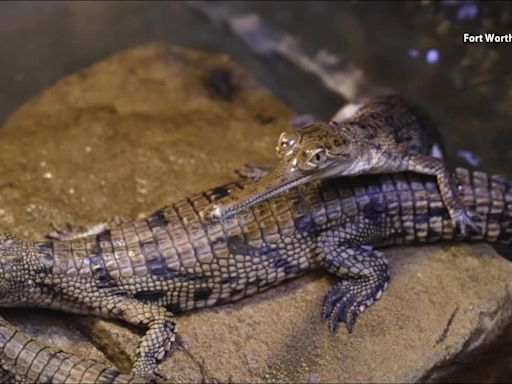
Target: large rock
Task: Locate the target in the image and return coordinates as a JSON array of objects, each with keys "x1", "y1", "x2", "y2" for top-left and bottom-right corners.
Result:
[{"x1": 1, "y1": 43, "x2": 512, "y2": 382}]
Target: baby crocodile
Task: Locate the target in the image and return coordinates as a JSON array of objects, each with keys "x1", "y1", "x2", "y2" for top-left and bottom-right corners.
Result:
[
  {"x1": 203, "y1": 95, "x2": 480, "y2": 235},
  {"x1": 0, "y1": 168, "x2": 510, "y2": 382}
]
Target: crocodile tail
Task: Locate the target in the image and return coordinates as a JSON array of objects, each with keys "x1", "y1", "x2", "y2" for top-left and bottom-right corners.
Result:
[{"x1": 0, "y1": 315, "x2": 142, "y2": 383}]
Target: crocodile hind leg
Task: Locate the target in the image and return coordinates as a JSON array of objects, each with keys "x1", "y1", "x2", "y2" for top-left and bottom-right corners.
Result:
[
  {"x1": 316, "y1": 227, "x2": 390, "y2": 333},
  {"x1": 404, "y1": 154, "x2": 481, "y2": 235}
]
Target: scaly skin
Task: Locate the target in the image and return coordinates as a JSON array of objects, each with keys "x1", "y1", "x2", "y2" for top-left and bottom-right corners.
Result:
[
  {"x1": 0, "y1": 168, "x2": 510, "y2": 381},
  {"x1": 0, "y1": 315, "x2": 140, "y2": 383},
  {"x1": 203, "y1": 95, "x2": 480, "y2": 235}
]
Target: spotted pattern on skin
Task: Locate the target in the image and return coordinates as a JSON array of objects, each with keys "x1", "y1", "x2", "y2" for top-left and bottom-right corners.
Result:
[{"x1": 204, "y1": 95, "x2": 479, "y2": 238}]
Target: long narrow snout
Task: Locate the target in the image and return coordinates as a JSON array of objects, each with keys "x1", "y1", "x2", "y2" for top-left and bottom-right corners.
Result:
[{"x1": 202, "y1": 163, "x2": 307, "y2": 222}]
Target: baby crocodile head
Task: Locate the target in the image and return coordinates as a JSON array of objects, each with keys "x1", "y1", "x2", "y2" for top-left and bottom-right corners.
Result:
[{"x1": 203, "y1": 122, "x2": 355, "y2": 222}]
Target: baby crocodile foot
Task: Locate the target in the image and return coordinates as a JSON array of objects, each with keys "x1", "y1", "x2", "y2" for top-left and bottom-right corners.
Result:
[
  {"x1": 47, "y1": 215, "x2": 131, "y2": 241},
  {"x1": 452, "y1": 208, "x2": 482, "y2": 237},
  {"x1": 322, "y1": 277, "x2": 389, "y2": 333},
  {"x1": 234, "y1": 164, "x2": 271, "y2": 181}
]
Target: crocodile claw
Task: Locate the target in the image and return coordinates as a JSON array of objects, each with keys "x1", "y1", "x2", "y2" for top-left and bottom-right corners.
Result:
[
  {"x1": 322, "y1": 278, "x2": 388, "y2": 333},
  {"x1": 47, "y1": 222, "x2": 88, "y2": 241},
  {"x1": 234, "y1": 164, "x2": 271, "y2": 181},
  {"x1": 453, "y1": 209, "x2": 482, "y2": 237},
  {"x1": 152, "y1": 369, "x2": 169, "y2": 384},
  {"x1": 326, "y1": 286, "x2": 361, "y2": 334}
]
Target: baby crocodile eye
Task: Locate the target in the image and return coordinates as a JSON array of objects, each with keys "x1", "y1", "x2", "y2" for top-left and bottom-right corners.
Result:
[
  {"x1": 298, "y1": 148, "x2": 326, "y2": 170},
  {"x1": 309, "y1": 149, "x2": 326, "y2": 164},
  {"x1": 275, "y1": 131, "x2": 298, "y2": 158}
]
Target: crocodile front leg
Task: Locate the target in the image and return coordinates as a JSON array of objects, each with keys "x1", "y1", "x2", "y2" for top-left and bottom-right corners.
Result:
[
  {"x1": 87, "y1": 294, "x2": 176, "y2": 381},
  {"x1": 316, "y1": 226, "x2": 390, "y2": 333}
]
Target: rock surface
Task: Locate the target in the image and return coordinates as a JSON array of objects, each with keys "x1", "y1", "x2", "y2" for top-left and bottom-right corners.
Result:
[{"x1": 1, "y1": 43, "x2": 512, "y2": 382}]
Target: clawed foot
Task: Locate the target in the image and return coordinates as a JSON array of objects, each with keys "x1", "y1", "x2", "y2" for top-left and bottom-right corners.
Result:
[
  {"x1": 47, "y1": 215, "x2": 131, "y2": 241},
  {"x1": 321, "y1": 277, "x2": 389, "y2": 333},
  {"x1": 130, "y1": 316, "x2": 175, "y2": 382},
  {"x1": 132, "y1": 334, "x2": 174, "y2": 383},
  {"x1": 153, "y1": 369, "x2": 169, "y2": 383},
  {"x1": 47, "y1": 222, "x2": 91, "y2": 241},
  {"x1": 131, "y1": 357, "x2": 169, "y2": 383},
  {"x1": 132, "y1": 368, "x2": 168, "y2": 384},
  {"x1": 452, "y1": 208, "x2": 482, "y2": 237},
  {"x1": 234, "y1": 164, "x2": 270, "y2": 181}
]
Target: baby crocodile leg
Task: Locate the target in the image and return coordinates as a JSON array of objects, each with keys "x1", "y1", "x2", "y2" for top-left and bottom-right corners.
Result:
[
  {"x1": 316, "y1": 224, "x2": 390, "y2": 333},
  {"x1": 403, "y1": 154, "x2": 479, "y2": 235}
]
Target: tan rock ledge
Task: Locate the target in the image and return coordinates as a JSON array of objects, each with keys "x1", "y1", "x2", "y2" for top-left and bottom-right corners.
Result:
[{"x1": 1, "y1": 43, "x2": 511, "y2": 382}]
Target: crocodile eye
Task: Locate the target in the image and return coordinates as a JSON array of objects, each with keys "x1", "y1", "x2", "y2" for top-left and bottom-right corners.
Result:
[
  {"x1": 312, "y1": 151, "x2": 325, "y2": 163},
  {"x1": 275, "y1": 131, "x2": 298, "y2": 158},
  {"x1": 298, "y1": 148, "x2": 326, "y2": 170}
]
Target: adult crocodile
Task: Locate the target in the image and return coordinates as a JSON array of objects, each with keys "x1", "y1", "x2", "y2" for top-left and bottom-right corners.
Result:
[{"x1": 0, "y1": 167, "x2": 510, "y2": 381}]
